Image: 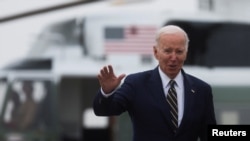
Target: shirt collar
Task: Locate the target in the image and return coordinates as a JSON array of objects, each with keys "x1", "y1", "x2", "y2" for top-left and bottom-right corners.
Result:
[{"x1": 158, "y1": 67, "x2": 183, "y2": 88}]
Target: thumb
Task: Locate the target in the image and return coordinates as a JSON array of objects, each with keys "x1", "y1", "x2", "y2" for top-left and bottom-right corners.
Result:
[{"x1": 117, "y1": 74, "x2": 126, "y2": 81}]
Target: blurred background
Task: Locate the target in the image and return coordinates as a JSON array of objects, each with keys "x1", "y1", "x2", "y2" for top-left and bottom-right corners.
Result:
[{"x1": 0, "y1": 0, "x2": 250, "y2": 141}]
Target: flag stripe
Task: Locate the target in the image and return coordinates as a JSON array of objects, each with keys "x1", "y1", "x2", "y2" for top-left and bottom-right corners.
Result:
[{"x1": 104, "y1": 25, "x2": 157, "y2": 55}]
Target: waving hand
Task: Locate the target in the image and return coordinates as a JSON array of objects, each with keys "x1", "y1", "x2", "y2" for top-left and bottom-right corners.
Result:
[{"x1": 97, "y1": 65, "x2": 126, "y2": 94}]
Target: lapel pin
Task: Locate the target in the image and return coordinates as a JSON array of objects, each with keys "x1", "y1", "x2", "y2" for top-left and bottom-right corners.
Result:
[{"x1": 191, "y1": 89, "x2": 195, "y2": 94}]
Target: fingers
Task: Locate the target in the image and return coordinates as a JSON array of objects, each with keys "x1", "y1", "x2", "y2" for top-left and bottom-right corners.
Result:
[
  {"x1": 97, "y1": 65, "x2": 126, "y2": 92},
  {"x1": 100, "y1": 67, "x2": 107, "y2": 77},
  {"x1": 108, "y1": 65, "x2": 114, "y2": 75},
  {"x1": 103, "y1": 66, "x2": 109, "y2": 75},
  {"x1": 99, "y1": 65, "x2": 114, "y2": 77},
  {"x1": 98, "y1": 65, "x2": 125, "y2": 81},
  {"x1": 98, "y1": 65, "x2": 112, "y2": 83},
  {"x1": 97, "y1": 74, "x2": 105, "y2": 86}
]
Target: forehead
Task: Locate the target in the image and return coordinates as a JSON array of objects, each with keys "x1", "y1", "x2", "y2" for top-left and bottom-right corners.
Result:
[{"x1": 159, "y1": 33, "x2": 186, "y2": 47}]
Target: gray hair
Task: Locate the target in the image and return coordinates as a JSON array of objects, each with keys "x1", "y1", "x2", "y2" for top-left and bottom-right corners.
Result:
[{"x1": 155, "y1": 25, "x2": 190, "y2": 49}]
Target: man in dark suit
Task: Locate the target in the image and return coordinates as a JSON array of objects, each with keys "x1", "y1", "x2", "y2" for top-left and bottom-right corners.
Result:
[{"x1": 93, "y1": 25, "x2": 216, "y2": 141}]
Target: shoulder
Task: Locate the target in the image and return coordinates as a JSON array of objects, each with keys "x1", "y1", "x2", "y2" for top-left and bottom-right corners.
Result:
[
  {"x1": 125, "y1": 69, "x2": 154, "y2": 82},
  {"x1": 127, "y1": 69, "x2": 153, "y2": 78},
  {"x1": 183, "y1": 71, "x2": 211, "y2": 88}
]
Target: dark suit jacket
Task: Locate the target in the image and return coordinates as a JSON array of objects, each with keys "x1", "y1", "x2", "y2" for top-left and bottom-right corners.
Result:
[{"x1": 93, "y1": 67, "x2": 216, "y2": 141}]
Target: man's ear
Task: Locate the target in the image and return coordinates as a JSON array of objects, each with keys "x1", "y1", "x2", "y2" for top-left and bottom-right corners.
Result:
[
  {"x1": 153, "y1": 46, "x2": 158, "y2": 59},
  {"x1": 184, "y1": 50, "x2": 188, "y2": 61}
]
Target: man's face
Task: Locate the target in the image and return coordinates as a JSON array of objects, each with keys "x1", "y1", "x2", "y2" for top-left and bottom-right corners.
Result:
[{"x1": 154, "y1": 33, "x2": 187, "y2": 79}]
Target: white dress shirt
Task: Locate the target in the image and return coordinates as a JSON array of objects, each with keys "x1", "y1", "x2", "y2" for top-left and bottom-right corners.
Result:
[{"x1": 158, "y1": 67, "x2": 184, "y2": 127}]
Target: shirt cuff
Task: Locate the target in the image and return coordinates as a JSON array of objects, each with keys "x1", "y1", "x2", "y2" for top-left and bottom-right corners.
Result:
[
  {"x1": 100, "y1": 88, "x2": 114, "y2": 98},
  {"x1": 100, "y1": 84, "x2": 121, "y2": 98}
]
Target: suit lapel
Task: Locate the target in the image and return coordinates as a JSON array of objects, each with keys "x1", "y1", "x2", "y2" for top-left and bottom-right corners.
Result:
[
  {"x1": 177, "y1": 70, "x2": 197, "y2": 134},
  {"x1": 147, "y1": 68, "x2": 173, "y2": 129},
  {"x1": 147, "y1": 68, "x2": 199, "y2": 135}
]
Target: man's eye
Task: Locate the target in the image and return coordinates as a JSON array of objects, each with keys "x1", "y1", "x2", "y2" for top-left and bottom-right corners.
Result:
[
  {"x1": 164, "y1": 49, "x2": 172, "y2": 53},
  {"x1": 176, "y1": 50, "x2": 183, "y2": 54}
]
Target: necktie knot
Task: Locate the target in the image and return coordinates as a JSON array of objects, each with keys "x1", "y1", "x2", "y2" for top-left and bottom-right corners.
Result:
[{"x1": 169, "y1": 80, "x2": 175, "y2": 88}]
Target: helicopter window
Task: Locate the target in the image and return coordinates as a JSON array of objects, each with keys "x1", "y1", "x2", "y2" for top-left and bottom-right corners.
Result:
[{"x1": 166, "y1": 20, "x2": 250, "y2": 67}]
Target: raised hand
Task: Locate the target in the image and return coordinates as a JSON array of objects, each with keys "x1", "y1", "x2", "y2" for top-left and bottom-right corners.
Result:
[{"x1": 97, "y1": 65, "x2": 126, "y2": 94}]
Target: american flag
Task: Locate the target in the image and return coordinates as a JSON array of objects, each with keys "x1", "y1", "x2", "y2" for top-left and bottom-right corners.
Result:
[{"x1": 104, "y1": 25, "x2": 157, "y2": 55}]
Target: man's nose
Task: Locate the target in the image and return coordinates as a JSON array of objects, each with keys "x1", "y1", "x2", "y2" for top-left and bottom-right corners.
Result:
[{"x1": 170, "y1": 52, "x2": 177, "y2": 60}]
